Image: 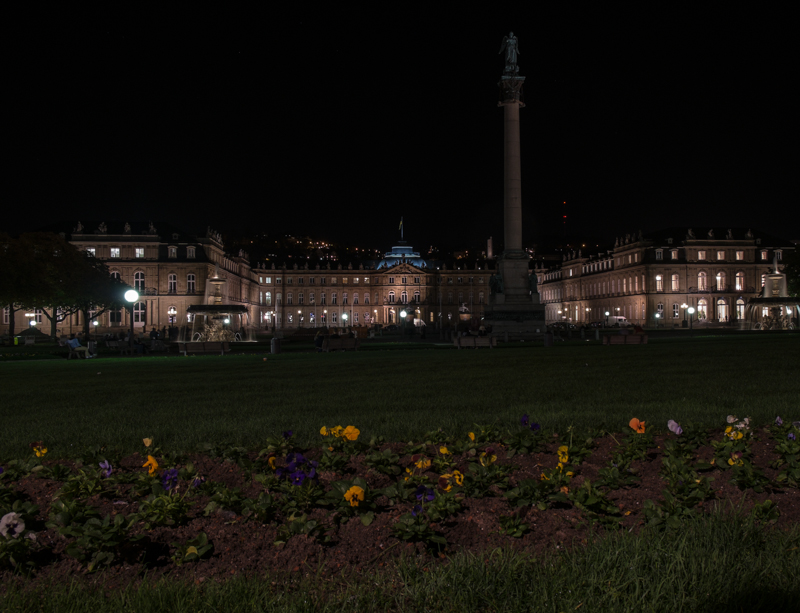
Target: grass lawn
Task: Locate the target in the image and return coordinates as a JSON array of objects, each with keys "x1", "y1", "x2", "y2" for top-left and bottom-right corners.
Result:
[{"x1": 1, "y1": 334, "x2": 797, "y2": 459}]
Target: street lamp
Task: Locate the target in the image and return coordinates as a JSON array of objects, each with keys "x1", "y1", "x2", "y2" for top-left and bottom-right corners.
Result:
[
  {"x1": 655, "y1": 312, "x2": 660, "y2": 328},
  {"x1": 681, "y1": 303, "x2": 688, "y2": 328},
  {"x1": 688, "y1": 306, "x2": 695, "y2": 334},
  {"x1": 585, "y1": 307, "x2": 590, "y2": 323},
  {"x1": 605, "y1": 310, "x2": 610, "y2": 327},
  {"x1": 124, "y1": 289, "x2": 139, "y2": 349}
]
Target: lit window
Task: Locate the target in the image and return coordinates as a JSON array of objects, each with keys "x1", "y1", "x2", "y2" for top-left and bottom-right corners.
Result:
[
  {"x1": 698, "y1": 272, "x2": 707, "y2": 291},
  {"x1": 671, "y1": 274, "x2": 679, "y2": 291},
  {"x1": 655, "y1": 250, "x2": 663, "y2": 260},
  {"x1": 110, "y1": 248, "x2": 120, "y2": 258},
  {"x1": 265, "y1": 291, "x2": 272, "y2": 305},
  {"x1": 716, "y1": 272, "x2": 726, "y2": 291},
  {"x1": 310, "y1": 292, "x2": 315, "y2": 304},
  {"x1": 135, "y1": 248, "x2": 144, "y2": 258},
  {"x1": 671, "y1": 250, "x2": 678, "y2": 260},
  {"x1": 364, "y1": 277, "x2": 369, "y2": 283},
  {"x1": 134, "y1": 302, "x2": 146, "y2": 323},
  {"x1": 698, "y1": 250, "x2": 706, "y2": 261},
  {"x1": 86, "y1": 248, "x2": 96, "y2": 256},
  {"x1": 761, "y1": 250, "x2": 768, "y2": 260},
  {"x1": 187, "y1": 247, "x2": 195, "y2": 259},
  {"x1": 353, "y1": 278, "x2": 359, "y2": 284},
  {"x1": 656, "y1": 275, "x2": 663, "y2": 291},
  {"x1": 187, "y1": 274, "x2": 196, "y2": 293},
  {"x1": 735, "y1": 272, "x2": 744, "y2": 291},
  {"x1": 776, "y1": 250, "x2": 783, "y2": 261},
  {"x1": 672, "y1": 304, "x2": 679, "y2": 318},
  {"x1": 264, "y1": 277, "x2": 271, "y2": 284},
  {"x1": 169, "y1": 247, "x2": 177, "y2": 258},
  {"x1": 717, "y1": 251, "x2": 725, "y2": 261},
  {"x1": 342, "y1": 278, "x2": 348, "y2": 285},
  {"x1": 736, "y1": 251, "x2": 744, "y2": 261}
]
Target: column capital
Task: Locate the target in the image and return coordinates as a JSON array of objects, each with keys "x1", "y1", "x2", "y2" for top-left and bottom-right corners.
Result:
[{"x1": 498, "y1": 75, "x2": 526, "y2": 105}]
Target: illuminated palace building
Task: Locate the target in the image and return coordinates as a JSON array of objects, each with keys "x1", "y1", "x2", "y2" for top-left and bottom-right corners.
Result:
[
  {"x1": 5, "y1": 223, "x2": 493, "y2": 334},
  {"x1": 256, "y1": 242, "x2": 493, "y2": 329},
  {"x1": 538, "y1": 228, "x2": 794, "y2": 326}
]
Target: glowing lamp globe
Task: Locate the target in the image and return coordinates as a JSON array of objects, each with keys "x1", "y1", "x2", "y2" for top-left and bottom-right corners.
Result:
[
  {"x1": 124, "y1": 289, "x2": 139, "y2": 303},
  {"x1": 400, "y1": 310, "x2": 407, "y2": 318}
]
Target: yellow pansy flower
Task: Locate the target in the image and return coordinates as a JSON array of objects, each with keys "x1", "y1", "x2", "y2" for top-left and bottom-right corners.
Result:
[
  {"x1": 344, "y1": 485, "x2": 365, "y2": 507},
  {"x1": 468, "y1": 432, "x2": 475, "y2": 442},
  {"x1": 439, "y1": 446, "x2": 450, "y2": 455},
  {"x1": 142, "y1": 455, "x2": 159, "y2": 476},
  {"x1": 342, "y1": 426, "x2": 360, "y2": 441},
  {"x1": 143, "y1": 438, "x2": 153, "y2": 448},
  {"x1": 320, "y1": 426, "x2": 328, "y2": 437}
]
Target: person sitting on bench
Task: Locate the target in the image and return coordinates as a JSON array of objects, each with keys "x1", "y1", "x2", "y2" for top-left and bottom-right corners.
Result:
[{"x1": 67, "y1": 334, "x2": 91, "y2": 358}]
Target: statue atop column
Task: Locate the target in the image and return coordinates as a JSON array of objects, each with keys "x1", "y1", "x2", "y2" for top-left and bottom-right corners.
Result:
[{"x1": 499, "y1": 32, "x2": 520, "y2": 74}]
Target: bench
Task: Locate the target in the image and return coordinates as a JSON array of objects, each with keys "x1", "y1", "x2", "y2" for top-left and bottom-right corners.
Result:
[
  {"x1": 321, "y1": 338, "x2": 360, "y2": 352},
  {"x1": 603, "y1": 334, "x2": 648, "y2": 345},
  {"x1": 178, "y1": 342, "x2": 230, "y2": 356},
  {"x1": 454, "y1": 335, "x2": 497, "y2": 349},
  {"x1": 106, "y1": 339, "x2": 134, "y2": 356}
]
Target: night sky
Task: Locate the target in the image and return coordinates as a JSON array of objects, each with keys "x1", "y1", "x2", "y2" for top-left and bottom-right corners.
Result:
[{"x1": 7, "y1": 8, "x2": 797, "y2": 252}]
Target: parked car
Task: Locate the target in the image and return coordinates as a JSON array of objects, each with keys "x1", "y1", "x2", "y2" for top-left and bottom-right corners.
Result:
[{"x1": 605, "y1": 316, "x2": 631, "y2": 327}]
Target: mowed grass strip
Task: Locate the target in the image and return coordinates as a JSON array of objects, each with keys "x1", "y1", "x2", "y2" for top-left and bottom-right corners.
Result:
[
  {"x1": 2, "y1": 509, "x2": 798, "y2": 612},
  {"x1": 1, "y1": 335, "x2": 798, "y2": 458}
]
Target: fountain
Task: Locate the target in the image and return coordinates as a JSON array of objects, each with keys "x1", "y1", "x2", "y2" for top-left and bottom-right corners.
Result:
[
  {"x1": 744, "y1": 254, "x2": 798, "y2": 330},
  {"x1": 184, "y1": 265, "x2": 254, "y2": 341}
]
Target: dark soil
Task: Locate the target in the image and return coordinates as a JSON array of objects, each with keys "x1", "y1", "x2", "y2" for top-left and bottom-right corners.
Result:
[{"x1": 2, "y1": 429, "x2": 798, "y2": 592}]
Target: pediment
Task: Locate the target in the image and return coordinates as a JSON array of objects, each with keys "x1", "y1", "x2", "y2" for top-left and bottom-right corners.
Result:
[{"x1": 384, "y1": 263, "x2": 422, "y2": 274}]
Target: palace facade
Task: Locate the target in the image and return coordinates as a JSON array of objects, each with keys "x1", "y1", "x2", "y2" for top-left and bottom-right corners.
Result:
[
  {"x1": 4, "y1": 223, "x2": 495, "y2": 335},
  {"x1": 537, "y1": 228, "x2": 795, "y2": 326},
  {"x1": 5, "y1": 224, "x2": 794, "y2": 336}
]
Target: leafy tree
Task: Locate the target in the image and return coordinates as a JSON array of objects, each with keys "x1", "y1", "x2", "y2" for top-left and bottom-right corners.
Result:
[{"x1": 0, "y1": 233, "x2": 129, "y2": 341}]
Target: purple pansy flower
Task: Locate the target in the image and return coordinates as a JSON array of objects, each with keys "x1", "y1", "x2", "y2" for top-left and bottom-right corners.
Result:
[
  {"x1": 191, "y1": 475, "x2": 206, "y2": 488},
  {"x1": 521, "y1": 414, "x2": 529, "y2": 426},
  {"x1": 411, "y1": 504, "x2": 423, "y2": 517},
  {"x1": 290, "y1": 471, "x2": 306, "y2": 486},
  {"x1": 775, "y1": 416, "x2": 783, "y2": 426},
  {"x1": 161, "y1": 468, "x2": 179, "y2": 492},
  {"x1": 415, "y1": 485, "x2": 435, "y2": 502},
  {"x1": 789, "y1": 433, "x2": 797, "y2": 441},
  {"x1": 282, "y1": 430, "x2": 293, "y2": 439},
  {"x1": 530, "y1": 422, "x2": 541, "y2": 432},
  {"x1": 0, "y1": 467, "x2": 4, "y2": 476},
  {"x1": 667, "y1": 420, "x2": 683, "y2": 436},
  {"x1": 99, "y1": 460, "x2": 113, "y2": 478}
]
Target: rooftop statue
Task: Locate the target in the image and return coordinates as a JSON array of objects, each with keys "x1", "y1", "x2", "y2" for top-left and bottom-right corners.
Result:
[
  {"x1": 499, "y1": 32, "x2": 520, "y2": 74},
  {"x1": 687, "y1": 228, "x2": 695, "y2": 239},
  {"x1": 124, "y1": 222, "x2": 131, "y2": 234},
  {"x1": 726, "y1": 228, "x2": 733, "y2": 239},
  {"x1": 708, "y1": 229, "x2": 714, "y2": 238},
  {"x1": 75, "y1": 221, "x2": 83, "y2": 233}
]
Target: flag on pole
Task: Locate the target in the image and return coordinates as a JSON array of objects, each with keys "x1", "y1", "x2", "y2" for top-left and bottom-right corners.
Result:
[{"x1": 399, "y1": 217, "x2": 403, "y2": 231}]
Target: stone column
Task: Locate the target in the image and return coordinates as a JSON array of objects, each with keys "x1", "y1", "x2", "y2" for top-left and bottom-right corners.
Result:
[{"x1": 499, "y1": 75, "x2": 526, "y2": 257}]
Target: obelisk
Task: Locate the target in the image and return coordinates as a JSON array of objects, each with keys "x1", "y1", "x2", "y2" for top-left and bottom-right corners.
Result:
[{"x1": 484, "y1": 32, "x2": 545, "y2": 338}]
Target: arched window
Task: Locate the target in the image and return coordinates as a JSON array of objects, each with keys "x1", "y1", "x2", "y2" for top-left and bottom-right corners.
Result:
[
  {"x1": 735, "y1": 272, "x2": 745, "y2": 291},
  {"x1": 110, "y1": 271, "x2": 120, "y2": 281},
  {"x1": 697, "y1": 271, "x2": 707, "y2": 291},
  {"x1": 134, "y1": 271, "x2": 145, "y2": 292},
  {"x1": 320, "y1": 293, "x2": 326, "y2": 305},
  {"x1": 331, "y1": 293, "x2": 337, "y2": 305},
  {"x1": 401, "y1": 291, "x2": 408, "y2": 304},
  {"x1": 133, "y1": 302, "x2": 146, "y2": 323},
  {"x1": 697, "y1": 299, "x2": 708, "y2": 319},
  {"x1": 716, "y1": 271, "x2": 726, "y2": 291},
  {"x1": 168, "y1": 274, "x2": 177, "y2": 293},
  {"x1": 655, "y1": 275, "x2": 663, "y2": 292},
  {"x1": 716, "y1": 298, "x2": 728, "y2": 321},
  {"x1": 352, "y1": 293, "x2": 358, "y2": 305},
  {"x1": 414, "y1": 290, "x2": 420, "y2": 303},
  {"x1": 342, "y1": 293, "x2": 347, "y2": 305},
  {"x1": 265, "y1": 291, "x2": 272, "y2": 305},
  {"x1": 478, "y1": 292, "x2": 484, "y2": 304},
  {"x1": 672, "y1": 303, "x2": 680, "y2": 318},
  {"x1": 736, "y1": 298, "x2": 745, "y2": 320},
  {"x1": 671, "y1": 274, "x2": 679, "y2": 291},
  {"x1": 187, "y1": 274, "x2": 196, "y2": 293},
  {"x1": 364, "y1": 293, "x2": 370, "y2": 305},
  {"x1": 388, "y1": 291, "x2": 395, "y2": 303}
]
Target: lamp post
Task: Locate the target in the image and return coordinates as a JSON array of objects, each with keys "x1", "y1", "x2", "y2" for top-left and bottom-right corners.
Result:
[
  {"x1": 342, "y1": 312, "x2": 348, "y2": 330},
  {"x1": 585, "y1": 307, "x2": 590, "y2": 324},
  {"x1": 298, "y1": 309, "x2": 302, "y2": 328},
  {"x1": 681, "y1": 303, "x2": 688, "y2": 328},
  {"x1": 688, "y1": 306, "x2": 695, "y2": 335},
  {"x1": 605, "y1": 310, "x2": 610, "y2": 327},
  {"x1": 124, "y1": 289, "x2": 139, "y2": 349},
  {"x1": 655, "y1": 312, "x2": 660, "y2": 328}
]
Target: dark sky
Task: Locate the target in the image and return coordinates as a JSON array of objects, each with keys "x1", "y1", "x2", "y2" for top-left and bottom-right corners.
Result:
[{"x1": 7, "y1": 7, "x2": 798, "y2": 252}]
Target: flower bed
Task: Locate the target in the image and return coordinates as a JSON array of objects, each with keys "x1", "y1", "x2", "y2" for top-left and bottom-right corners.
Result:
[{"x1": 2, "y1": 416, "x2": 799, "y2": 591}]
